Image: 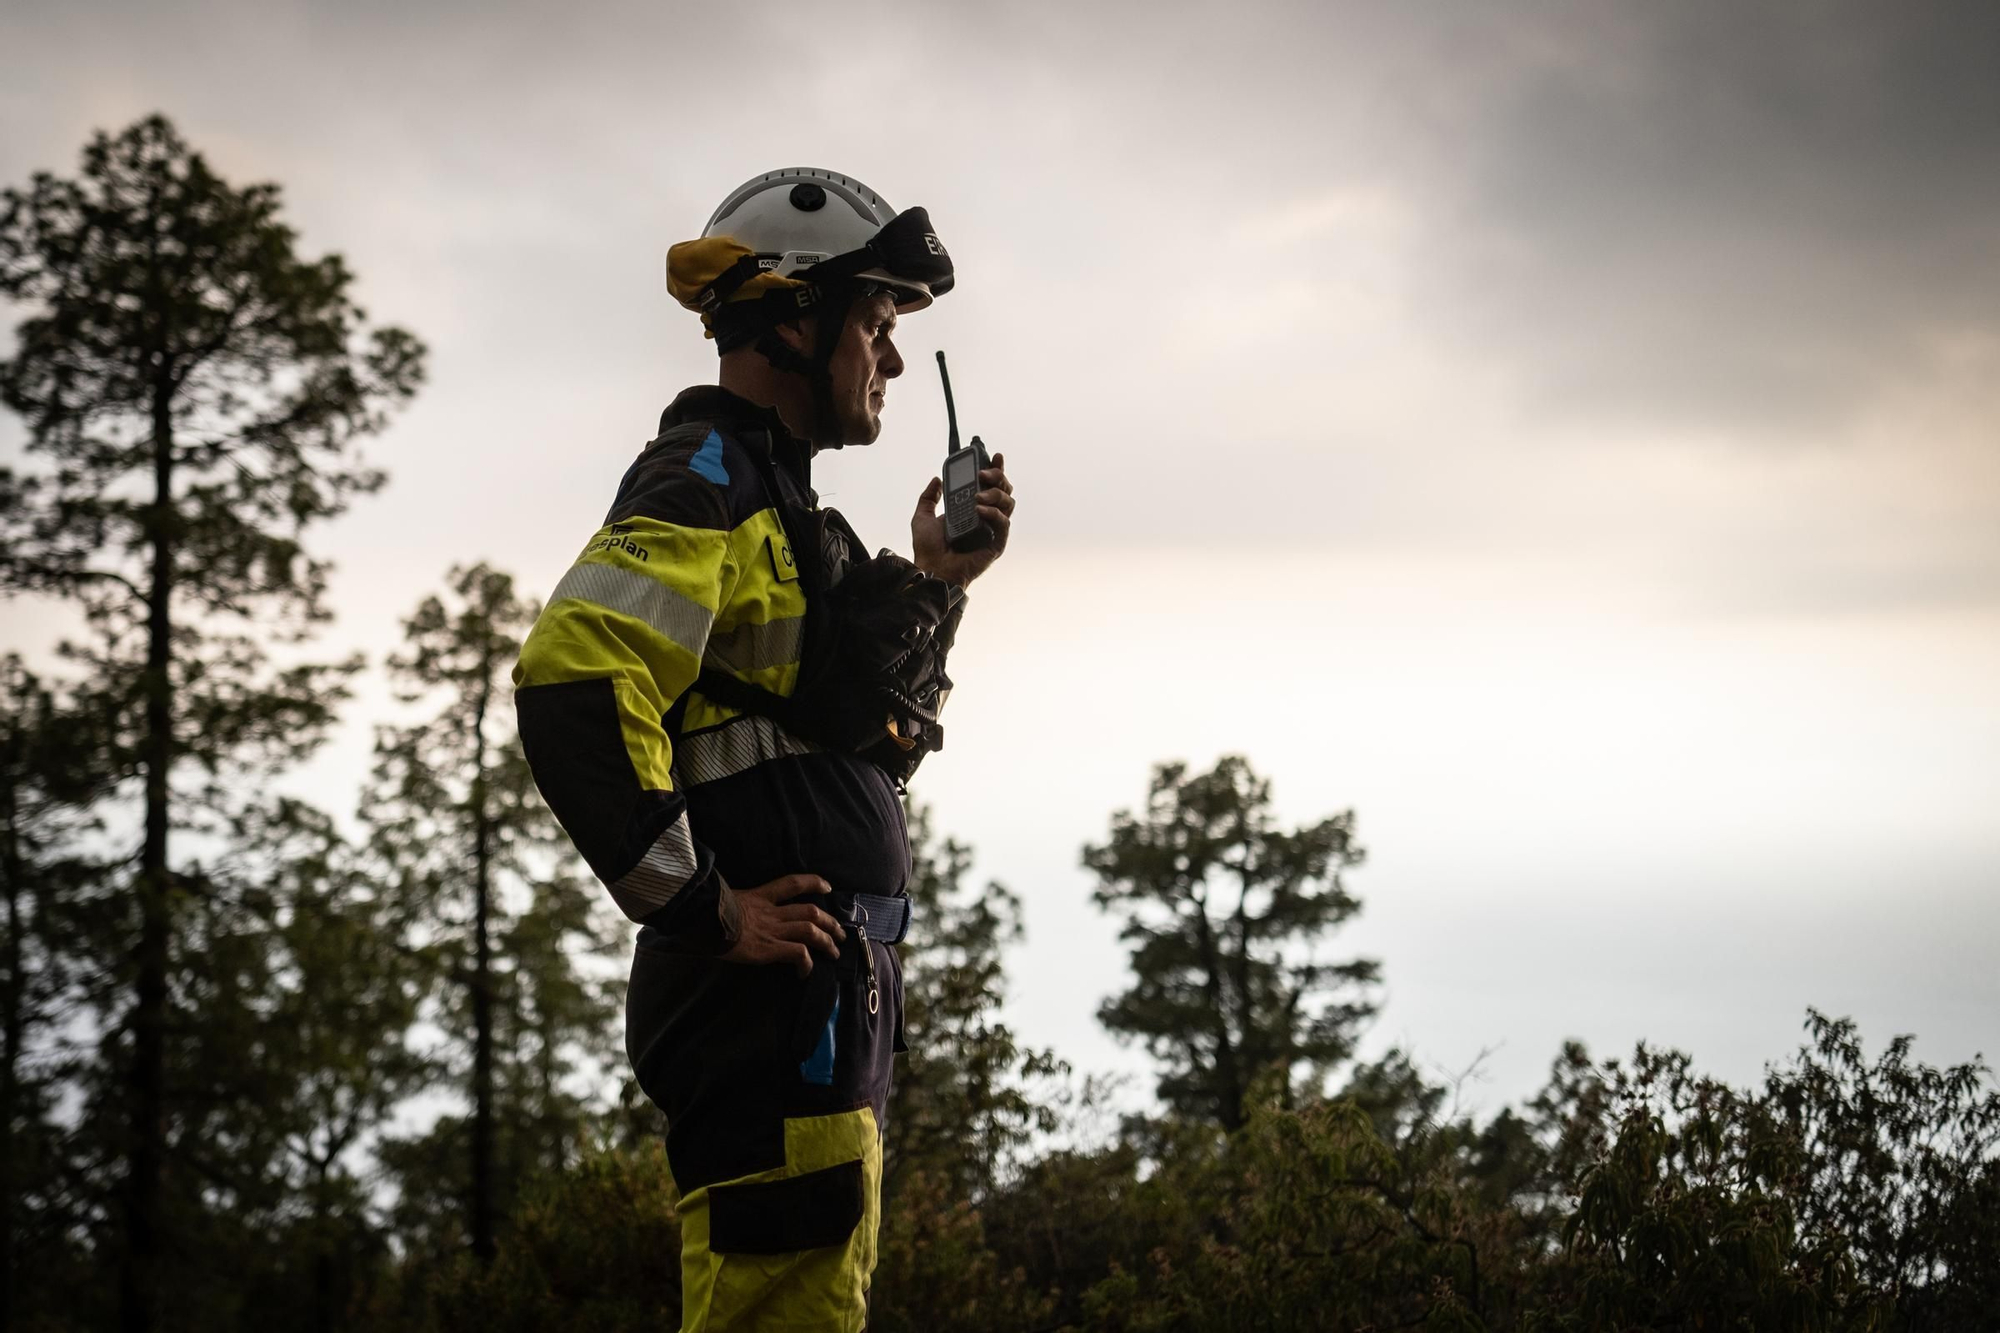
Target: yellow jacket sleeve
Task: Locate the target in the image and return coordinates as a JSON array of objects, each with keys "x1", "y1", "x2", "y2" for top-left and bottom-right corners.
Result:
[{"x1": 513, "y1": 434, "x2": 740, "y2": 936}]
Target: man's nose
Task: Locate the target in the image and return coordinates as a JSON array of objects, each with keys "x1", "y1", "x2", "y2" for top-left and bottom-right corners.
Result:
[{"x1": 881, "y1": 338, "x2": 904, "y2": 379}]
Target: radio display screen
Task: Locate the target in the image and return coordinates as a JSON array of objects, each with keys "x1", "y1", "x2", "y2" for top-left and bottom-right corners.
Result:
[{"x1": 946, "y1": 452, "x2": 976, "y2": 491}]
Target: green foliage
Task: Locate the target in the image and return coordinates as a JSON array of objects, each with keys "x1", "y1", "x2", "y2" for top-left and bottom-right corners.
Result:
[
  {"x1": 0, "y1": 657, "x2": 118, "y2": 1330},
  {"x1": 0, "y1": 111, "x2": 424, "y2": 1329},
  {"x1": 886, "y1": 799, "x2": 1066, "y2": 1205},
  {"x1": 1073, "y1": 1099, "x2": 1491, "y2": 1332},
  {"x1": 227, "y1": 796, "x2": 430, "y2": 1320},
  {"x1": 1532, "y1": 1014, "x2": 2000, "y2": 1333},
  {"x1": 867, "y1": 801, "x2": 1071, "y2": 1329},
  {"x1": 985, "y1": 1133, "x2": 1214, "y2": 1329},
  {"x1": 871, "y1": 1166, "x2": 1056, "y2": 1333},
  {"x1": 50, "y1": 794, "x2": 426, "y2": 1329},
  {"x1": 1084, "y1": 754, "x2": 1376, "y2": 1131},
  {"x1": 0, "y1": 110, "x2": 423, "y2": 795},
  {"x1": 365, "y1": 563, "x2": 622, "y2": 1261},
  {"x1": 398, "y1": 1141, "x2": 682, "y2": 1333},
  {"x1": 0, "y1": 115, "x2": 421, "y2": 603}
]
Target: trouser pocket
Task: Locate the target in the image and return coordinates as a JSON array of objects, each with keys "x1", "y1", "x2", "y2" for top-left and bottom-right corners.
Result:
[
  {"x1": 888, "y1": 943, "x2": 908, "y2": 1054},
  {"x1": 708, "y1": 1158, "x2": 864, "y2": 1254},
  {"x1": 782, "y1": 931, "x2": 898, "y2": 1122},
  {"x1": 679, "y1": 1108, "x2": 883, "y2": 1333},
  {"x1": 789, "y1": 948, "x2": 841, "y2": 1075}
]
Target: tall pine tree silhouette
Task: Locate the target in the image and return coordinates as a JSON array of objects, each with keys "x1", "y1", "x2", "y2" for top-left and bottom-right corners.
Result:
[
  {"x1": 0, "y1": 114, "x2": 423, "y2": 1331},
  {"x1": 365, "y1": 563, "x2": 620, "y2": 1263}
]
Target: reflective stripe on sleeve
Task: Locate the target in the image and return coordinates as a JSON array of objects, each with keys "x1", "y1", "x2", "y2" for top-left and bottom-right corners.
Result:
[
  {"x1": 609, "y1": 812, "x2": 701, "y2": 920},
  {"x1": 702, "y1": 615, "x2": 805, "y2": 675},
  {"x1": 548, "y1": 561, "x2": 715, "y2": 659},
  {"x1": 674, "y1": 714, "x2": 822, "y2": 788}
]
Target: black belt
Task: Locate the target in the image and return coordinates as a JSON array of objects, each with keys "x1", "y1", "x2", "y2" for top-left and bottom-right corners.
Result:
[{"x1": 834, "y1": 891, "x2": 912, "y2": 945}]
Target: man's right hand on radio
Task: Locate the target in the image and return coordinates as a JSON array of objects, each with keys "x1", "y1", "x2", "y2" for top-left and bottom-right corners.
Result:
[{"x1": 718, "y1": 874, "x2": 847, "y2": 977}]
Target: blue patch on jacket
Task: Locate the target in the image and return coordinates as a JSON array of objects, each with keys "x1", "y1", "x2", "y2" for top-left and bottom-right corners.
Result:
[
  {"x1": 691, "y1": 429, "x2": 729, "y2": 485},
  {"x1": 800, "y1": 994, "x2": 839, "y2": 1086}
]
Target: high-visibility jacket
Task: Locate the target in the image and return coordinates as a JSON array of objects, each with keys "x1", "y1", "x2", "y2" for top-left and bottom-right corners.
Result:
[
  {"x1": 512, "y1": 384, "x2": 948, "y2": 949},
  {"x1": 513, "y1": 385, "x2": 945, "y2": 1331}
]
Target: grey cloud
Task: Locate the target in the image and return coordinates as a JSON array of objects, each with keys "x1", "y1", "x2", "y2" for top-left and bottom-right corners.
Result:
[
  {"x1": 5, "y1": 0, "x2": 1997, "y2": 590},
  {"x1": 1422, "y1": 1, "x2": 2000, "y2": 438}
]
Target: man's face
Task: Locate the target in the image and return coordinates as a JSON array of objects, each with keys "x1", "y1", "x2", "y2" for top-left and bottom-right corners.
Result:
[{"x1": 822, "y1": 290, "x2": 905, "y2": 447}]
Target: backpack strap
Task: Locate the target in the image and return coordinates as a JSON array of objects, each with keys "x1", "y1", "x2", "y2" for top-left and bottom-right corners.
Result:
[
  {"x1": 687, "y1": 426, "x2": 834, "y2": 735},
  {"x1": 678, "y1": 424, "x2": 952, "y2": 785}
]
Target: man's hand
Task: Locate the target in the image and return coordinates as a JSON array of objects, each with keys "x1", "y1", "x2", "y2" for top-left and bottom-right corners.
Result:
[
  {"x1": 718, "y1": 874, "x2": 846, "y2": 978},
  {"x1": 912, "y1": 452, "x2": 1014, "y2": 588}
]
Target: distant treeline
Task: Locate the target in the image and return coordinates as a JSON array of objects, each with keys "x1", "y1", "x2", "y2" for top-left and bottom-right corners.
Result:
[{"x1": 2, "y1": 114, "x2": 1995, "y2": 1333}]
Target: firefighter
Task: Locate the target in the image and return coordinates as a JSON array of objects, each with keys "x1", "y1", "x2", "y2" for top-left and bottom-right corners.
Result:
[{"x1": 513, "y1": 168, "x2": 1014, "y2": 1330}]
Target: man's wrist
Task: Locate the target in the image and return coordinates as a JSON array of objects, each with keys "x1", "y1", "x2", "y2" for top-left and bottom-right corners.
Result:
[
  {"x1": 715, "y1": 873, "x2": 741, "y2": 944},
  {"x1": 915, "y1": 556, "x2": 967, "y2": 590}
]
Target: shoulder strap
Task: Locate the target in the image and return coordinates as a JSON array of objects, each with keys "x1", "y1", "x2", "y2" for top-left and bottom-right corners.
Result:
[{"x1": 684, "y1": 427, "x2": 832, "y2": 734}]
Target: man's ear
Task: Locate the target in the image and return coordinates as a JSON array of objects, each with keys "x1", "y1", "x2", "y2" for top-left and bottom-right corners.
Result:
[{"x1": 773, "y1": 316, "x2": 814, "y2": 357}]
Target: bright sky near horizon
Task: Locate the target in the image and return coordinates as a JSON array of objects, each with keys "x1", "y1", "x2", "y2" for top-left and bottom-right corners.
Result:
[{"x1": 4, "y1": 0, "x2": 1997, "y2": 1118}]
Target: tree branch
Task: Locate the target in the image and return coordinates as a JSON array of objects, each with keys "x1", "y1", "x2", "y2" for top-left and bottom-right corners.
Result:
[{"x1": 0, "y1": 560, "x2": 147, "y2": 606}]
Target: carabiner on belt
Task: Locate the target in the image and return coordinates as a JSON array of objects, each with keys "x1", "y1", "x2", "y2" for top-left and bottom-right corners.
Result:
[
  {"x1": 854, "y1": 901, "x2": 880, "y2": 1016},
  {"x1": 838, "y1": 897, "x2": 882, "y2": 1017}
]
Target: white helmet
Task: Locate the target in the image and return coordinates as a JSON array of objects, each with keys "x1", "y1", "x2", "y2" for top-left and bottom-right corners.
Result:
[
  {"x1": 698, "y1": 168, "x2": 938, "y2": 313},
  {"x1": 667, "y1": 168, "x2": 954, "y2": 355}
]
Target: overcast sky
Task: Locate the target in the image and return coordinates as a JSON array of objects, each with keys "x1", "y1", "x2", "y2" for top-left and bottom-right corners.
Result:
[{"x1": 4, "y1": 0, "x2": 1997, "y2": 1116}]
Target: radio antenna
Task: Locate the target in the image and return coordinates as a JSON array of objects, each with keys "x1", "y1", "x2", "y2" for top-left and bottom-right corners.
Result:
[{"x1": 935, "y1": 350, "x2": 962, "y2": 455}]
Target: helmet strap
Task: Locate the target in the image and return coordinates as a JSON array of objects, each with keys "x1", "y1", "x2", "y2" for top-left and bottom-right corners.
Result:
[
  {"x1": 751, "y1": 327, "x2": 813, "y2": 379},
  {"x1": 724, "y1": 282, "x2": 871, "y2": 450},
  {"x1": 744, "y1": 285, "x2": 862, "y2": 451},
  {"x1": 805, "y1": 284, "x2": 863, "y2": 451}
]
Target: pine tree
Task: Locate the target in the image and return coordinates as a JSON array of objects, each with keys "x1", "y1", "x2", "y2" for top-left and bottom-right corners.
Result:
[
  {"x1": 1084, "y1": 755, "x2": 1376, "y2": 1131},
  {"x1": 214, "y1": 796, "x2": 432, "y2": 1331},
  {"x1": 364, "y1": 563, "x2": 620, "y2": 1264},
  {"x1": 0, "y1": 657, "x2": 119, "y2": 1331},
  {"x1": 0, "y1": 113, "x2": 424, "y2": 1331},
  {"x1": 884, "y1": 800, "x2": 1065, "y2": 1205}
]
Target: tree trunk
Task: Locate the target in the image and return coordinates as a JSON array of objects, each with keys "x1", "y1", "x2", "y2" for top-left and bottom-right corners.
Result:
[
  {"x1": 122, "y1": 378, "x2": 176, "y2": 1333},
  {"x1": 470, "y1": 676, "x2": 495, "y2": 1262},
  {"x1": 313, "y1": 1157, "x2": 333, "y2": 1333},
  {"x1": 1231, "y1": 861, "x2": 1255, "y2": 1091},
  {"x1": 1189, "y1": 895, "x2": 1245, "y2": 1132},
  {"x1": 539, "y1": 1006, "x2": 556, "y2": 1174},
  {"x1": 1, "y1": 768, "x2": 22, "y2": 1333}
]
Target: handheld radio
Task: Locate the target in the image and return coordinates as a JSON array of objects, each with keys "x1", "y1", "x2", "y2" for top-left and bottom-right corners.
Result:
[{"x1": 935, "y1": 350, "x2": 994, "y2": 553}]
